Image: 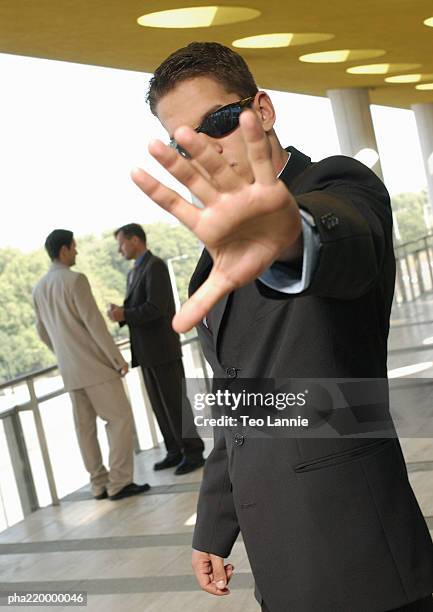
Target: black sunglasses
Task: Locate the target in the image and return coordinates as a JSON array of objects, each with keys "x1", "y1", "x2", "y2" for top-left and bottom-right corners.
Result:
[{"x1": 169, "y1": 96, "x2": 255, "y2": 158}]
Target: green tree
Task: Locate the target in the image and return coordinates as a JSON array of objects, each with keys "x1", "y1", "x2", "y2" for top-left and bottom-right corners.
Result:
[
  {"x1": 0, "y1": 249, "x2": 55, "y2": 380},
  {"x1": 391, "y1": 189, "x2": 430, "y2": 244},
  {"x1": 0, "y1": 223, "x2": 201, "y2": 383}
]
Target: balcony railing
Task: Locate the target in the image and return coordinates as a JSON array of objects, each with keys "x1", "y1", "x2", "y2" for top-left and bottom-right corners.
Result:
[
  {"x1": 0, "y1": 335, "x2": 211, "y2": 532},
  {"x1": 394, "y1": 234, "x2": 433, "y2": 303},
  {"x1": 3, "y1": 231, "x2": 432, "y2": 531}
]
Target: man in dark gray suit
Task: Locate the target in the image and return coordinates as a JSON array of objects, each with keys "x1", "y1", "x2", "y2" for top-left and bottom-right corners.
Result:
[
  {"x1": 129, "y1": 43, "x2": 433, "y2": 611},
  {"x1": 108, "y1": 223, "x2": 205, "y2": 475}
]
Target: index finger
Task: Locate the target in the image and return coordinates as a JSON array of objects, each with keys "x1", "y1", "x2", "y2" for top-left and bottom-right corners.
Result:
[{"x1": 131, "y1": 166, "x2": 201, "y2": 231}]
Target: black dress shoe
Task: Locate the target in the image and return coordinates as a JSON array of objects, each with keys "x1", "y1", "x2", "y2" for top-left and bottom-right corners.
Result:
[
  {"x1": 109, "y1": 482, "x2": 151, "y2": 501},
  {"x1": 94, "y1": 489, "x2": 108, "y2": 500},
  {"x1": 174, "y1": 457, "x2": 205, "y2": 476},
  {"x1": 153, "y1": 454, "x2": 183, "y2": 471}
]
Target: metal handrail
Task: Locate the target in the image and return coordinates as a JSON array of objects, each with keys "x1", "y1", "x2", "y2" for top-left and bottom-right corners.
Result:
[
  {"x1": 5, "y1": 229, "x2": 431, "y2": 523},
  {"x1": 395, "y1": 233, "x2": 433, "y2": 255},
  {"x1": 0, "y1": 365, "x2": 58, "y2": 391},
  {"x1": 0, "y1": 338, "x2": 131, "y2": 392},
  {"x1": 0, "y1": 335, "x2": 200, "y2": 393},
  {"x1": 0, "y1": 334, "x2": 210, "y2": 528}
]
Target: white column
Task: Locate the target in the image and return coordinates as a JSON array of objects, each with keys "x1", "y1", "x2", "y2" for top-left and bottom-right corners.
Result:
[
  {"x1": 411, "y1": 103, "x2": 433, "y2": 212},
  {"x1": 327, "y1": 88, "x2": 383, "y2": 180}
]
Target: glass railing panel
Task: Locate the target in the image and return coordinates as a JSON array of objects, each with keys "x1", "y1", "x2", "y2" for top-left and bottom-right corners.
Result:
[
  {"x1": 0, "y1": 383, "x2": 29, "y2": 413},
  {"x1": 123, "y1": 367, "x2": 163, "y2": 451},
  {"x1": 33, "y1": 371, "x2": 64, "y2": 398},
  {"x1": 38, "y1": 395, "x2": 90, "y2": 499},
  {"x1": 419, "y1": 251, "x2": 432, "y2": 291}
]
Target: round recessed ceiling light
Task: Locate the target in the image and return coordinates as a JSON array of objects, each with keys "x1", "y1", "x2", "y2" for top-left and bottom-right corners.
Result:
[
  {"x1": 416, "y1": 83, "x2": 433, "y2": 90},
  {"x1": 137, "y1": 6, "x2": 260, "y2": 28},
  {"x1": 385, "y1": 73, "x2": 433, "y2": 83},
  {"x1": 423, "y1": 16, "x2": 433, "y2": 27},
  {"x1": 233, "y1": 32, "x2": 334, "y2": 48},
  {"x1": 347, "y1": 63, "x2": 421, "y2": 75},
  {"x1": 299, "y1": 49, "x2": 385, "y2": 63}
]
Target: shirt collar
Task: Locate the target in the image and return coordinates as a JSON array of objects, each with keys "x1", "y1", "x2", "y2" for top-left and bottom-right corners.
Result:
[
  {"x1": 134, "y1": 250, "x2": 149, "y2": 268},
  {"x1": 50, "y1": 261, "x2": 69, "y2": 270},
  {"x1": 277, "y1": 151, "x2": 292, "y2": 179}
]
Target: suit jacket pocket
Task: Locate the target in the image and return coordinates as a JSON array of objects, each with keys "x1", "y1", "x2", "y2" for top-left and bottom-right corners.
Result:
[{"x1": 293, "y1": 439, "x2": 392, "y2": 474}]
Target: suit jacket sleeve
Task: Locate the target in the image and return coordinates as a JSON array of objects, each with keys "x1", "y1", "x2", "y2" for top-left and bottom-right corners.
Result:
[
  {"x1": 192, "y1": 425, "x2": 240, "y2": 558},
  {"x1": 124, "y1": 258, "x2": 171, "y2": 327},
  {"x1": 73, "y1": 274, "x2": 126, "y2": 371},
  {"x1": 32, "y1": 292, "x2": 54, "y2": 351},
  {"x1": 257, "y1": 156, "x2": 393, "y2": 300}
]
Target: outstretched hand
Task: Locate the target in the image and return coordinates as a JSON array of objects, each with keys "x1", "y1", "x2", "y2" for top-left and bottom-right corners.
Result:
[{"x1": 132, "y1": 109, "x2": 302, "y2": 333}]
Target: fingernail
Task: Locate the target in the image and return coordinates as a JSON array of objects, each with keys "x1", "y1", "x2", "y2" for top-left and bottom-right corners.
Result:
[{"x1": 216, "y1": 580, "x2": 226, "y2": 589}]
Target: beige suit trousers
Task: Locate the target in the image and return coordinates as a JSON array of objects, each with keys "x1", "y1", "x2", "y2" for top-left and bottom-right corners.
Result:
[{"x1": 69, "y1": 377, "x2": 134, "y2": 497}]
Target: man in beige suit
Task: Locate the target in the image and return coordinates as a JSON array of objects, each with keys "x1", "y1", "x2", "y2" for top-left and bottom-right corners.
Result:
[{"x1": 33, "y1": 229, "x2": 151, "y2": 501}]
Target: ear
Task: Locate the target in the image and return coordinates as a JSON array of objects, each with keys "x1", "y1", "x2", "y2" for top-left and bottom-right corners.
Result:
[{"x1": 252, "y1": 91, "x2": 276, "y2": 132}]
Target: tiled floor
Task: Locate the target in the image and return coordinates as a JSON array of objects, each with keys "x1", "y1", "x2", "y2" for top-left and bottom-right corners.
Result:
[
  {"x1": 0, "y1": 440, "x2": 258, "y2": 612},
  {"x1": 1, "y1": 296, "x2": 433, "y2": 611}
]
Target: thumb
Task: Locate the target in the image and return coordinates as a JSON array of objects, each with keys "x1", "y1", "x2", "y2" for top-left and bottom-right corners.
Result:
[
  {"x1": 172, "y1": 273, "x2": 235, "y2": 333},
  {"x1": 210, "y1": 555, "x2": 227, "y2": 589},
  {"x1": 225, "y1": 563, "x2": 235, "y2": 583}
]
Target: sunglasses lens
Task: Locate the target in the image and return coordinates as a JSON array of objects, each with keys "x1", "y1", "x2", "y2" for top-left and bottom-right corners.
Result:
[
  {"x1": 167, "y1": 98, "x2": 253, "y2": 155},
  {"x1": 201, "y1": 106, "x2": 241, "y2": 138}
]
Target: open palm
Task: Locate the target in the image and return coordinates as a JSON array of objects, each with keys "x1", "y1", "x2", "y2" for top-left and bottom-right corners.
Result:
[{"x1": 132, "y1": 110, "x2": 302, "y2": 332}]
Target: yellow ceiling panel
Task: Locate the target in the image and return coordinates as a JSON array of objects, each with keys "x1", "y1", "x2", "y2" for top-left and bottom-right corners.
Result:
[{"x1": 0, "y1": 0, "x2": 431, "y2": 108}]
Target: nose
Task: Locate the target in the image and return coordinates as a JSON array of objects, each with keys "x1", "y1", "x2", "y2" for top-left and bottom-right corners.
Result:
[{"x1": 200, "y1": 132, "x2": 223, "y2": 154}]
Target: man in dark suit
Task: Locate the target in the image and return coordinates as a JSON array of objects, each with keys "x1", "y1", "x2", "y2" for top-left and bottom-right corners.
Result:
[
  {"x1": 130, "y1": 43, "x2": 433, "y2": 611},
  {"x1": 108, "y1": 223, "x2": 205, "y2": 475}
]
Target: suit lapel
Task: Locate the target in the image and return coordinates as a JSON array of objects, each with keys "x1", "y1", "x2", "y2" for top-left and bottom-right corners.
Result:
[
  {"x1": 280, "y1": 147, "x2": 312, "y2": 190},
  {"x1": 125, "y1": 250, "x2": 152, "y2": 300},
  {"x1": 187, "y1": 147, "x2": 313, "y2": 350},
  {"x1": 210, "y1": 294, "x2": 230, "y2": 343},
  {"x1": 188, "y1": 248, "x2": 230, "y2": 347},
  {"x1": 188, "y1": 248, "x2": 212, "y2": 296}
]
